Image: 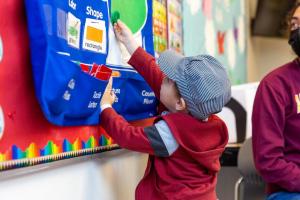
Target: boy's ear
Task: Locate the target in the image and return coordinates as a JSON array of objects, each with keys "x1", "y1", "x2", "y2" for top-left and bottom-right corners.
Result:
[{"x1": 175, "y1": 97, "x2": 187, "y2": 111}]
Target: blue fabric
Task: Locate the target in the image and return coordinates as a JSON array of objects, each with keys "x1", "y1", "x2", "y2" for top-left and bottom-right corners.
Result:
[
  {"x1": 267, "y1": 192, "x2": 300, "y2": 200},
  {"x1": 25, "y1": 0, "x2": 157, "y2": 126}
]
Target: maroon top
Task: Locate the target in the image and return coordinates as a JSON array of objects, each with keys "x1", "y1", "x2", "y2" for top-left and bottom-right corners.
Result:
[
  {"x1": 101, "y1": 48, "x2": 228, "y2": 199},
  {"x1": 252, "y1": 59, "x2": 300, "y2": 194}
]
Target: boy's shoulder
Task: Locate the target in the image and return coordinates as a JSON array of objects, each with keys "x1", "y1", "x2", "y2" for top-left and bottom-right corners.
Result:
[
  {"x1": 161, "y1": 112, "x2": 228, "y2": 153},
  {"x1": 162, "y1": 112, "x2": 225, "y2": 126},
  {"x1": 161, "y1": 112, "x2": 227, "y2": 138}
]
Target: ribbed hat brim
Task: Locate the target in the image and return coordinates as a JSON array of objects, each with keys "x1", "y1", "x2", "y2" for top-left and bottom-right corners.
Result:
[{"x1": 157, "y1": 50, "x2": 184, "y2": 80}]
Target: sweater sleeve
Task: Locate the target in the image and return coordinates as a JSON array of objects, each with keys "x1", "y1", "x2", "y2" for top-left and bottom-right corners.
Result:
[
  {"x1": 252, "y1": 81, "x2": 300, "y2": 191},
  {"x1": 101, "y1": 108, "x2": 175, "y2": 156},
  {"x1": 128, "y1": 47, "x2": 164, "y2": 99},
  {"x1": 101, "y1": 107, "x2": 154, "y2": 154}
]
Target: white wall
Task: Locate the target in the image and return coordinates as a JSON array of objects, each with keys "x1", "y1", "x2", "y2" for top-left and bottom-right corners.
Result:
[
  {"x1": 0, "y1": 150, "x2": 148, "y2": 200},
  {"x1": 247, "y1": 36, "x2": 295, "y2": 82}
]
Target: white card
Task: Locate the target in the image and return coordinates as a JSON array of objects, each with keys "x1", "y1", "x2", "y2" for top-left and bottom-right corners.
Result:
[
  {"x1": 67, "y1": 12, "x2": 81, "y2": 49},
  {"x1": 82, "y1": 18, "x2": 106, "y2": 54}
]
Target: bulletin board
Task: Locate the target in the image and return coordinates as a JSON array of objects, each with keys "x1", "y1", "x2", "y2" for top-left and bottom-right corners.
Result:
[
  {"x1": 152, "y1": 0, "x2": 183, "y2": 56},
  {"x1": 153, "y1": 0, "x2": 168, "y2": 57},
  {"x1": 167, "y1": 0, "x2": 183, "y2": 53},
  {"x1": 0, "y1": 0, "x2": 155, "y2": 171},
  {"x1": 183, "y1": 0, "x2": 247, "y2": 84}
]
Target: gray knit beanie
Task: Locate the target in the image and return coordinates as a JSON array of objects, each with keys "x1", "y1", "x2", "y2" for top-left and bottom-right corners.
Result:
[{"x1": 157, "y1": 50, "x2": 231, "y2": 120}]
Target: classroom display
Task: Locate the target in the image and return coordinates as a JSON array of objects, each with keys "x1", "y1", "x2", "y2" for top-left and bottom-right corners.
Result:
[
  {"x1": 183, "y1": 0, "x2": 247, "y2": 84},
  {"x1": 0, "y1": 0, "x2": 155, "y2": 171},
  {"x1": 1, "y1": 0, "x2": 248, "y2": 171},
  {"x1": 153, "y1": 0, "x2": 168, "y2": 57},
  {"x1": 153, "y1": 0, "x2": 183, "y2": 56},
  {"x1": 26, "y1": 0, "x2": 157, "y2": 126},
  {"x1": 167, "y1": 0, "x2": 183, "y2": 53}
]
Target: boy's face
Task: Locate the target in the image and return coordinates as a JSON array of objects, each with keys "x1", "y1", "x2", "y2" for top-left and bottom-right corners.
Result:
[{"x1": 160, "y1": 76, "x2": 183, "y2": 112}]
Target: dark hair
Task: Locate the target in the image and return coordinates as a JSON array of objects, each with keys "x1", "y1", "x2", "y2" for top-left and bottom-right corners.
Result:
[{"x1": 287, "y1": 3, "x2": 300, "y2": 32}]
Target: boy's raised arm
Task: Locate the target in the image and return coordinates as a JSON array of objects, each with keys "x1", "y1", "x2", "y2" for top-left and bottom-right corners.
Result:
[
  {"x1": 128, "y1": 47, "x2": 164, "y2": 99},
  {"x1": 114, "y1": 20, "x2": 164, "y2": 99},
  {"x1": 100, "y1": 79, "x2": 172, "y2": 157},
  {"x1": 101, "y1": 107, "x2": 155, "y2": 154}
]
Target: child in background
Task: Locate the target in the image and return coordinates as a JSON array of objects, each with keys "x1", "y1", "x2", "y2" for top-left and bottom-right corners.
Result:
[{"x1": 100, "y1": 20, "x2": 231, "y2": 200}]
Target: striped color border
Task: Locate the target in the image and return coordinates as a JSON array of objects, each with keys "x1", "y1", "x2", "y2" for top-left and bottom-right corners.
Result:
[{"x1": 0, "y1": 135, "x2": 118, "y2": 171}]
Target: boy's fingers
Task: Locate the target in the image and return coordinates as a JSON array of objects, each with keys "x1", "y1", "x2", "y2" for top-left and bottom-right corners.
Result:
[
  {"x1": 108, "y1": 77, "x2": 113, "y2": 91},
  {"x1": 104, "y1": 77, "x2": 113, "y2": 94},
  {"x1": 117, "y1": 20, "x2": 129, "y2": 32},
  {"x1": 113, "y1": 24, "x2": 119, "y2": 32},
  {"x1": 114, "y1": 23, "x2": 120, "y2": 30},
  {"x1": 109, "y1": 76, "x2": 113, "y2": 85},
  {"x1": 113, "y1": 24, "x2": 122, "y2": 38},
  {"x1": 116, "y1": 19, "x2": 125, "y2": 28},
  {"x1": 110, "y1": 90, "x2": 116, "y2": 100},
  {"x1": 114, "y1": 30, "x2": 122, "y2": 38},
  {"x1": 109, "y1": 81, "x2": 116, "y2": 103}
]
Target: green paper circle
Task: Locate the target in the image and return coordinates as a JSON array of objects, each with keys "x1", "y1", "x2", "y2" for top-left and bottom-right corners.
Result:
[{"x1": 111, "y1": 0, "x2": 147, "y2": 34}]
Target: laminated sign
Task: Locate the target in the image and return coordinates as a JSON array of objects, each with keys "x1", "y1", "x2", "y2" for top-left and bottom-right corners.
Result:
[{"x1": 25, "y1": 0, "x2": 157, "y2": 126}]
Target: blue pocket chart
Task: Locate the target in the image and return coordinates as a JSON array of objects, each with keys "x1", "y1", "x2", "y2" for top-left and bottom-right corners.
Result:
[{"x1": 25, "y1": 0, "x2": 157, "y2": 126}]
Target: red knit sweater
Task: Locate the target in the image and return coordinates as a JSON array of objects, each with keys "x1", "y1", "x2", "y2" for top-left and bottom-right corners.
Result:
[
  {"x1": 252, "y1": 59, "x2": 300, "y2": 194},
  {"x1": 101, "y1": 48, "x2": 228, "y2": 200}
]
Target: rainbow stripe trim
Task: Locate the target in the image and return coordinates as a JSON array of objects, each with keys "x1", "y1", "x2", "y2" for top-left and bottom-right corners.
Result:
[{"x1": 0, "y1": 135, "x2": 117, "y2": 171}]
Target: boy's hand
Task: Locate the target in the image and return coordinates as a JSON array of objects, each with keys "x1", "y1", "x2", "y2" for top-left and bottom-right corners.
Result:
[
  {"x1": 101, "y1": 77, "x2": 116, "y2": 107},
  {"x1": 113, "y1": 20, "x2": 139, "y2": 55}
]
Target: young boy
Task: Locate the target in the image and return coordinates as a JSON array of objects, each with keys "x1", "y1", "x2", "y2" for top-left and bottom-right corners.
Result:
[{"x1": 100, "y1": 20, "x2": 231, "y2": 200}]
